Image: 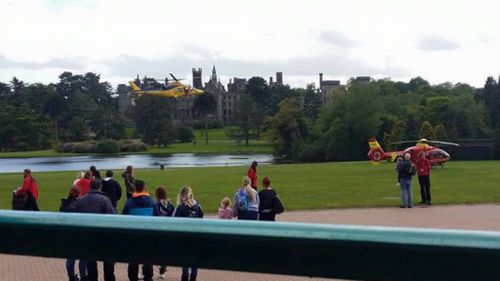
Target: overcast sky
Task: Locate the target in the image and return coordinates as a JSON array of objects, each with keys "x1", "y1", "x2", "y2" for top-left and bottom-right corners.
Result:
[{"x1": 1, "y1": 0, "x2": 499, "y2": 89}]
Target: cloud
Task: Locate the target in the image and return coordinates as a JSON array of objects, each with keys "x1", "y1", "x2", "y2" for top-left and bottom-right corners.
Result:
[
  {"x1": 318, "y1": 30, "x2": 358, "y2": 48},
  {"x1": 0, "y1": 55, "x2": 84, "y2": 70},
  {"x1": 417, "y1": 36, "x2": 460, "y2": 51},
  {"x1": 102, "y1": 50, "x2": 408, "y2": 84}
]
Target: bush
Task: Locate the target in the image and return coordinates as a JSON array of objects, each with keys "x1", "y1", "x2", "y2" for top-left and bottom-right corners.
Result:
[
  {"x1": 56, "y1": 141, "x2": 97, "y2": 153},
  {"x1": 175, "y1": 126, "x2": 194, "y2": 143},
  {"x1": 95, "y1": 140, "x2": 120, "y2": 154},
  {"x1": 119, "y1": 139, "x2": 148, "y2": 152},
  {"x1": 57, "y1": 139, "x2": 147, "y2": 153}
]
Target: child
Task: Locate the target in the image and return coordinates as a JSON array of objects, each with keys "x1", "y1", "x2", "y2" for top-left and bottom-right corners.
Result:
[
  {"x1": 60, "y1": 187, "x2": 88, "y2": 281},
  {"x1": 154, "y1": 185, "x2": 175, "y2": 279},
  {"x1": 218, "y1": 197, "x2": 233, "y2": 219}
]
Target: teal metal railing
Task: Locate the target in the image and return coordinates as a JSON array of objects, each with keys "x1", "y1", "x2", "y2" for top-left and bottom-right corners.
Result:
[{"x1": 1, "y1": 210, "x2": 500, "y2": 281}]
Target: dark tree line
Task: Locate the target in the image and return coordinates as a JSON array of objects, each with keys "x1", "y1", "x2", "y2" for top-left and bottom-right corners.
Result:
[{"x1": 0, "y1": 72, "x2": 125, "y2": 151}]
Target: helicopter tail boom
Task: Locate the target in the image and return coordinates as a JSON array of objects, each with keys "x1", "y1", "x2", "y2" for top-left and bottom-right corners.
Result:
[
  {"x1": 367, "y1": 138, "x2": 393, "y2": 164},
  {"x1": 129, "y1": 81, "x2": 142, "y2": 93}
]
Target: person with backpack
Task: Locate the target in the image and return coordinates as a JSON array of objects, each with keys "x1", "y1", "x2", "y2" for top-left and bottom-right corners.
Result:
[
  {"x1": 123, "y1": 179, "x2": 156, "y2": 281},
  {"x1": 15, "y1": 169, "x2": 40, "y2": 211},
  {"x1": 60, "y1": 187, "x2": 88, "y2": 281},
  {"x1": 233, "y1": 176, "x2": 259, "y2": 220},
  {"x1": 258, "y1": 176, "x2": 284, "y2": 221},
  {"x1": 397, "y1": 153, "x2": 415, "y2": 208},
  {"x1": 173, "y1": 185, "x2": 203, "y2": 281},
  {"x1": 416, "y1": 152, "x2": 432, "y2": 205},
  {"x1": 154, "y1": 185, "x2": 175, "y2": 279}
]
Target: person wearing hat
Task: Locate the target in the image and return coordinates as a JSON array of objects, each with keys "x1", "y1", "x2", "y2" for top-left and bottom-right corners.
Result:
[{"x1": 15, "y1": 169, "x2": 40, "y2": 211}]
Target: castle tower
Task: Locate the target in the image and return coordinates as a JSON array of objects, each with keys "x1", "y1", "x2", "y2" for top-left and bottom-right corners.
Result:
[
  {"x1": 192, "y1": 68, "x2": 202, "y2": 89},
  {"x1": 211, "y1": 65, "x2": 217, "y2": 82},
  {"x1": 276, "y1": 72, "x2": 283, "y2": 85}
]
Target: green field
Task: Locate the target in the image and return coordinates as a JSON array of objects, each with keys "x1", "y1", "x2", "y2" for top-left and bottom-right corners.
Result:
[{"x1": 1, "y1": 161, "x2": 499, "y2": 213}]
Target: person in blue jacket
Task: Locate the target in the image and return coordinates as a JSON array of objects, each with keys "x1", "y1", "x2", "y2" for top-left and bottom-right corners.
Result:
[
  {"x1": 173, "y1": 185, "x2": 203, "y2": 281},
  {"x1": 123, "y1": 179, "x2": 157, "y2": 281}
]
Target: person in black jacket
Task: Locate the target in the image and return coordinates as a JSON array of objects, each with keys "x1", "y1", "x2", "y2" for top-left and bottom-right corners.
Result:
[
  {"x1": 89, "y1": 165, "x2": 101, "y2": 179},
  {"x1": 173, "y1": 186, "x2": 203, "y2": 281},
  {"x1": 102, "y1": 170, "x2": 122, "y2": 214},
  {"x1": 60, "y1": 187, "x2": 88, "y2": 281},
  {"x1": 154, "y1": 185, "x2": 175, "y2": 279},
  {"x1": 74, "y1": 179, "x2": 114, "y2": 281},
  {"x1": 258, "y1": 176, "x2": 284, "y2": 221}
]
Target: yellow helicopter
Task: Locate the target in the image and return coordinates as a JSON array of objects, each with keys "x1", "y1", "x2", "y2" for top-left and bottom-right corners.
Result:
[{"x1": 129, "y1": 73, "x2": 204, "y2": 98}]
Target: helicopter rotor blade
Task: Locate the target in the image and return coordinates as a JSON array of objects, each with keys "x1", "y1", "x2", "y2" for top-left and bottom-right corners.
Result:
[
  {"x1": 427, "y1": 140, "x2": 460, "y2": 147},
  {"x1": 169, "y1": 73, "x2": 179, "y2": 82},
  {"x1": 390, "y1": 140, "x2": 460, "y2": 147}
]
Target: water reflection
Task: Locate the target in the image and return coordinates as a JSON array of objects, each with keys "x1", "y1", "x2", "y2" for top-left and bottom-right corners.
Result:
[{"x1": 0, "y1": 154, "x2": 274, "y2": 173}]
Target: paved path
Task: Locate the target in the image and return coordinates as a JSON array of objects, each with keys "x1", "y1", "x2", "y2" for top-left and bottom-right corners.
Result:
[{"x1": 2, "y1": 204, "x2": 500, "y2": 281}]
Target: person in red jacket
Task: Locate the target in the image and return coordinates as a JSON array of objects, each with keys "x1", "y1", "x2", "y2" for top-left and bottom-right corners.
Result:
[
  {"x1": 415, "y1": 152, "x2": 432, "y2": 205},
  {"x1": 75, "y1": 170, "x2": 92, "y2": 196},
  {"x1": 15, "y1": 169, "x2": 40, "y2": 211},
  {"x1": 247, "y1": 161, "x2": 258, "y2": 190}
]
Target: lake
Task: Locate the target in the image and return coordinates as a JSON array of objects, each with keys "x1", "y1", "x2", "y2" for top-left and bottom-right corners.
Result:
[{"x1": 0, "y1": 154, "x2": 274, "y2": 173}]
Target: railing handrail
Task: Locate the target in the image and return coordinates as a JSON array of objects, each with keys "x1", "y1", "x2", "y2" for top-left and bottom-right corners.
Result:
[{"x1": 1, "y1": 210, "x2": 500, "y2": 281}]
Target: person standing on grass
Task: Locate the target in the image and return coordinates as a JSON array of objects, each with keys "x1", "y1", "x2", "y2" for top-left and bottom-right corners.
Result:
[
  {"x1": 416, "y1": 152, "x2": 432, "y2": 205},
  {"x1": 75, "y1": 171, "x2": 92, "y2": 197},
  {"x1": 122, "y1": 180, "x2": 156, "y2": 281},
  {"x1": 122, "y1": 165, "x2": 136, "y2": 200},
  {"x1": 90, "y1": 165, "x2": 101, "y2": 179},
  {"x1": 233, "y1": 176, "x2": 259, "y2": 220},
  {"x1": 258, "y1": 176, "x2": 285, "y2": 221},
  {"x1": 60, "y1": 187, "x2": 88, "y2": 281},
  {"x1": 74, "y1": 179, "x2": 115, "y2": 281},
  {"x1": 15, "y1": 169, "x2": 40, "y2": 211},
  {"x1": 397, "y1": 153, "x2": 415, "y2": 208},
  {"x1": 247, "y1": 161, "x2": 258, "y2": 190},
  {"x1": 153, "y1": 185, "x2": 175, "y2": 279},
  {"x1": 102, "y1": 170, "x2": 123, "y2": 214},
  {"x1": 173, "y1": 185, "x2": 204, "y2": 281}
]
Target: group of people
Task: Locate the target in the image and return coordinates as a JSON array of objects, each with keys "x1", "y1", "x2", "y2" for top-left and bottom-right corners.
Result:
[
  {"x1": 13, "y1": 161, "x2": 285, "y2": 281},
  {"x1": 395, "y1": 152, "x2": 432, "y2": 208}
]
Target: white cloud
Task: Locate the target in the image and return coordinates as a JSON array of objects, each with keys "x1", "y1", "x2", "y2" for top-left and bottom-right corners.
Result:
[{"x1": 0, "y1": 0, "x2": 499, "y2": 88}]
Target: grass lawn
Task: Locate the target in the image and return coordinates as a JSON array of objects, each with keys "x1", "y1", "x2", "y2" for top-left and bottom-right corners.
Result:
[{"x1": 1, "y1": 161, "x2": 499, "y2": 213}]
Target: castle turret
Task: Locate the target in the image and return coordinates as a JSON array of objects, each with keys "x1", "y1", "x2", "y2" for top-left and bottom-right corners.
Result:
[
  {"x1": 211, "y1": 65, "x2": 217, "y2": 82},
  {"x1": 192, "y1": 68, "x2": 203, "y2": 89}
]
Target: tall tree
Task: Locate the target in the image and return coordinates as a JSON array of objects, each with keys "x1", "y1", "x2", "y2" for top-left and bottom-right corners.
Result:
[
  {"x1": 267, "y1": 98, "x2": 308, "y2": 159},
  {"x1": 419, "y1": 121, "x2": 436, "y2": 140},
  {"x1": 302, "y1": 84, "x2": 322, "y2": 122},
  {"x1": 132, "y1": 95, "x2": 174, "y2": 146},
  {"x1": 194, "y1": 92, "x2": 217, "y2": 144},
  {"x1": 231, "y1": 94, "x2": 259, "y2": 145}
]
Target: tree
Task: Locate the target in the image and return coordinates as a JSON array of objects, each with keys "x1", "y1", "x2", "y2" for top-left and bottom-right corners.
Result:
[
  {"x1": 132, "y1": 95, "x2": 174, "y2": 146},
  {"x1": 231, "y1": 95, "x2": 259, "y2": 145},
  {"x1": 383, "y1": 120, "x2": 407, "y2": 150},
  {"x1": 419, "y1": 121, "x2": 436, "y2": 140},
  {"x1": 267, "y1": 98, "x2": 308, "y2": 159},
  {"x1": 434, "y1": 124, "x2": 448, "y2": 140},
  {"x1": 193, "y1": 93, "x2": 217, "y2": 144},
  {"x1": 302, "y1": 84, "x2": 322, "y2": 122}
]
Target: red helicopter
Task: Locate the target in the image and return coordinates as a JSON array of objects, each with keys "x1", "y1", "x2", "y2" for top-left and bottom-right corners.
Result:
[{"x1": 367, "y1": 138, "x2": 459, "y2": 166}]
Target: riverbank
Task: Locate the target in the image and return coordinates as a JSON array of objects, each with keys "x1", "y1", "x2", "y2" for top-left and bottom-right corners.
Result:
[
  {"x1": 0, "y1": 140, "x2": 272, "y2": 158},
  {"x1": 1, "y1": 161, "x2": 499, "y2": 213}
]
